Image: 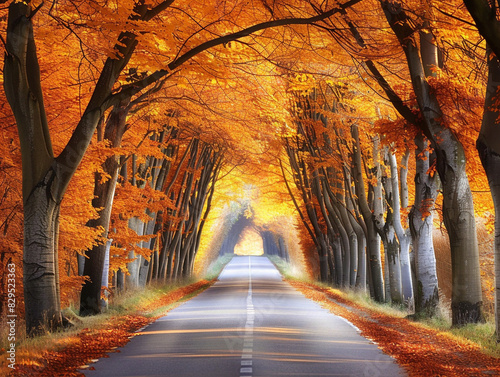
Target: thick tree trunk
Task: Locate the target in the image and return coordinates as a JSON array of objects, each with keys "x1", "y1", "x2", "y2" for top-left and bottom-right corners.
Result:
[
  {"x1": 3, "y1": 3, "x2": 66, "y2": 334},
  {"x1": 476, "y1": 49, "x2": 500, "y2": 340},
  {"x1": 382, "y1": 1, "x2": 483, "y2": 324},
  {"x1": 23, "y1": 178, "x2": 64, "y2": 334},
  {"x1": 3, "y1": 1, "x2": 145, "y2": 333}
]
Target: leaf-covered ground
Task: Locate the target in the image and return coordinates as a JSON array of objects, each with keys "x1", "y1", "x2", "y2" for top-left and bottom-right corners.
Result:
[{"x1": 288, "y1": 280, "x2": 500, "y2": 377}]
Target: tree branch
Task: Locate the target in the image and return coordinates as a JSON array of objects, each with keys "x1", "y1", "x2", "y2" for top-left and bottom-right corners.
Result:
[
  {"x1": 464, "y1": 0, "x2": 500, "y2": 61},
  {"x1": 105, "y1": 0, "x2": 364, "y2": 107}
]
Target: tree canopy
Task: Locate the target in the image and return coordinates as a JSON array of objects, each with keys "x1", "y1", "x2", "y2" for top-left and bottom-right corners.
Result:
[{"x1": 0, "y1": 0, "x2": 499, "y2": 341}]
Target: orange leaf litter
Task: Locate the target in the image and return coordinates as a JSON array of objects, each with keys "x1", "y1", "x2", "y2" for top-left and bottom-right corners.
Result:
[{"x1": 288, "y1": 280, "x2": 500, "y2": 377}]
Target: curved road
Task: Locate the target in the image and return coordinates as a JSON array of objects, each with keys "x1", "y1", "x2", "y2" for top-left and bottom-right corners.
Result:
[{"x1": 83, "y1": 256, "x2": 406, "y2": 377}]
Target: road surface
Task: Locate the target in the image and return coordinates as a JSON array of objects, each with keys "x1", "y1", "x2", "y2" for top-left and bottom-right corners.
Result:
[{"x1": 83, "y1": 256, "x2": 406, "y2": 377}]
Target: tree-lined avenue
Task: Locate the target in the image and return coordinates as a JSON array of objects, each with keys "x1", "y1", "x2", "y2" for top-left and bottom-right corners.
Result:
[
  {"x1": 83, "y1": 256, "x2": 405, "y2": 377},
  {"x1": 3, "y1": 0, "x2": 500, "y2": 370}
]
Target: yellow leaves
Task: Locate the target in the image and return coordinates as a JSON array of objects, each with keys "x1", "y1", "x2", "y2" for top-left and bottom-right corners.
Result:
[
  {"x1": 288, "y1": 73, "x2": 317, "y2": 94},
  {"x1": 243, "y1": 207, "x2": 253, "y2": 219}
]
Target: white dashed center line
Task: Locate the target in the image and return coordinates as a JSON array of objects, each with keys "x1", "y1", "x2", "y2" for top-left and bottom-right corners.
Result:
[{"x1": 240, "y1": 256, "x2": 254, "y2": 377}]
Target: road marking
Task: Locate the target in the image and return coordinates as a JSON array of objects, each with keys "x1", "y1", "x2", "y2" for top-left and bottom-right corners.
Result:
[{"x1": 241, "y1": 256, "x2": 254, "y2": 377}]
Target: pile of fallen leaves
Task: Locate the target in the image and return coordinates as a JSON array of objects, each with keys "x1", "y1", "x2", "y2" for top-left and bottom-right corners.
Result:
[
  {"x1": 5, "y1": 279, "x2": 213, "y2": 377},
  {"x1": 288, "y1": 280, "x2": 500, "y2": 377}
]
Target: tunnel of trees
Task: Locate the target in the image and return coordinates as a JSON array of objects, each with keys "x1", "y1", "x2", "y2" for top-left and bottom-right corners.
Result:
[
  {"x1": 217, "y1": 205, "x2": 290, "y2": 260},
  {"x1": 0, "y1": 0, "x2": 499, "y2": 343}
]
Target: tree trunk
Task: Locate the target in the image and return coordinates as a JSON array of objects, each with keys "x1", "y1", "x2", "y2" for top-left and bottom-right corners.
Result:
[
  {"x1": 3, "y1": 0, "x2": 147, "y2": 333},
  {"x1": 79, "y1": 168, "x2": 119, "y2": 315},
  {"x1": 23, "y1": 179, "x2": 64, "y2": 334},
  {"x1": 382, "y1": 1, "x2": 483, "y2": 324},
  {"x1": 313, "y1": 173, "x2": 343, "y2": 286},
  {"x1": 380, "y1": 155, "x2": 403, "y2": 305},
  {"x1": 410, "y1": 134, "x2": 439, "y2": 316},
  {"x1": 126, "y1": 216, "x2": 144, "y2": 288},
  {"x1": 388, "y1": 151, "x2": 414, "y2": 308},
  {"x1": 352, "y1": 125, "x2": 384, "y2": 301},
  {"x1": 80, "y1": 104, "x2": 129, "y2": 315},
  {"x1": 476, "y1": 48, "x2": 500, "y2": 340},
  {"x1": 344, "y1": 168, "x2": 367, "y2": 291}
]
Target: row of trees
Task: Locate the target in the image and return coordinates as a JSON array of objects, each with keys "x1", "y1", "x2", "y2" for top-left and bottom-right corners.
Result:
[
  {"x1": 2, "y1": 0, "x2": 359, "y2": 335},
  {"x1": 1, "y1": 0, "x2": 500, "y2": 343},
  {"x1": 254, "y1": 0, "x2": 498, "y2": 338},
  {"x1": 282, "y1": 82, "x2": 438, "y2": 315},
  {"x1": 79, "y1": 124, "x2": 224, "y2": 315}
]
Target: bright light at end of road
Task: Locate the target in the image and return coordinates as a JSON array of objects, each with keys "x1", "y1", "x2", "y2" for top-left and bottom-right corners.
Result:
[{"x1": 234, "y1": 228, "x2": 264, "y2": 256}]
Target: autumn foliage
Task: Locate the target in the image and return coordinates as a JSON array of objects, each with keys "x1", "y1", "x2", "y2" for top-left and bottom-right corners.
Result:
[{"x1": 0, "y1": 0, "x2": 500, "y2": 357}]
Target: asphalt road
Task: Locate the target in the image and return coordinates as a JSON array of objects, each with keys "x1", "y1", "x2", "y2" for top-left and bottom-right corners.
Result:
[{"x1": 83, "y1": 256, "x2": 406, "y2": 377}]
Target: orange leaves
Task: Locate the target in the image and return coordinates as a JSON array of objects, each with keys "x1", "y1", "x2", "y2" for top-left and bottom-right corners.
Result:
[
  {"x1": 290, "y1": 279, "x2": 500, "y2": 377},
  {"x1": 375, "y1": 115, "x2": 419, "y2": 154},
  {"x1": 59, "y1": 275, "x2": 89, "y2": 308},
  {"x1": 420, "y1": 198, "x2": 435, "y2": 220},
  {"x1": 113, "y1": 181, "x2": 172, "y2": 221},
  {"x1": 427, "y1": 73, "x2": 483, "y2": 143}
]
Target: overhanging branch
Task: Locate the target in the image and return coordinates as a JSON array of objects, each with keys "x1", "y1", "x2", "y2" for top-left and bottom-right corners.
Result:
[{"x1": 105, "y1": 0, "x2": 364, "y2": 107}]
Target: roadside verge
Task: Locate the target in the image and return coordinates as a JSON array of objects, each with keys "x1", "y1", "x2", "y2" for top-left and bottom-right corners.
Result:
[{"x1": 288, "y1": 280, "x2": 500, "y2": 377}]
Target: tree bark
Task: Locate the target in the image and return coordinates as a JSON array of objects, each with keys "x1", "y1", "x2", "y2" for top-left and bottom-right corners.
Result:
[
  {"x1": 463, "y1": 0, "x2": 500, "y2": 63},
  {"x1": 410, "y1": 134, "x2": 439, "y2": 316},
  {"x1": 3, "y1": 3, "x2": 60, "y2": 334},
  {"x1": 381, "y1": 0, "x2": 483, "y2": 325},
  {"x1": 476, "y1": 48, "x2": 500, "y2": 340},
  {"x1": 388, "y1": 151, "x2": 414, "y2": 307},
  {"x1": 3, "y1": 0, "x2": 148, "y2": 333},
  {"x1": 352, "y1": 125, "x2": 384, "y2": 301},
  {"x1": 79, "y1": 104, "x2": 129, "y2": 315},
  {"x1": 23, "y1": 181, "x2": 63, "y2": 334}
]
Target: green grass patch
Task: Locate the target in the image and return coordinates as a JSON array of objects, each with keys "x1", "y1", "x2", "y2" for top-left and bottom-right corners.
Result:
[{"x1": 203, "y1": 253, "x2": 234, "y2": 280}]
